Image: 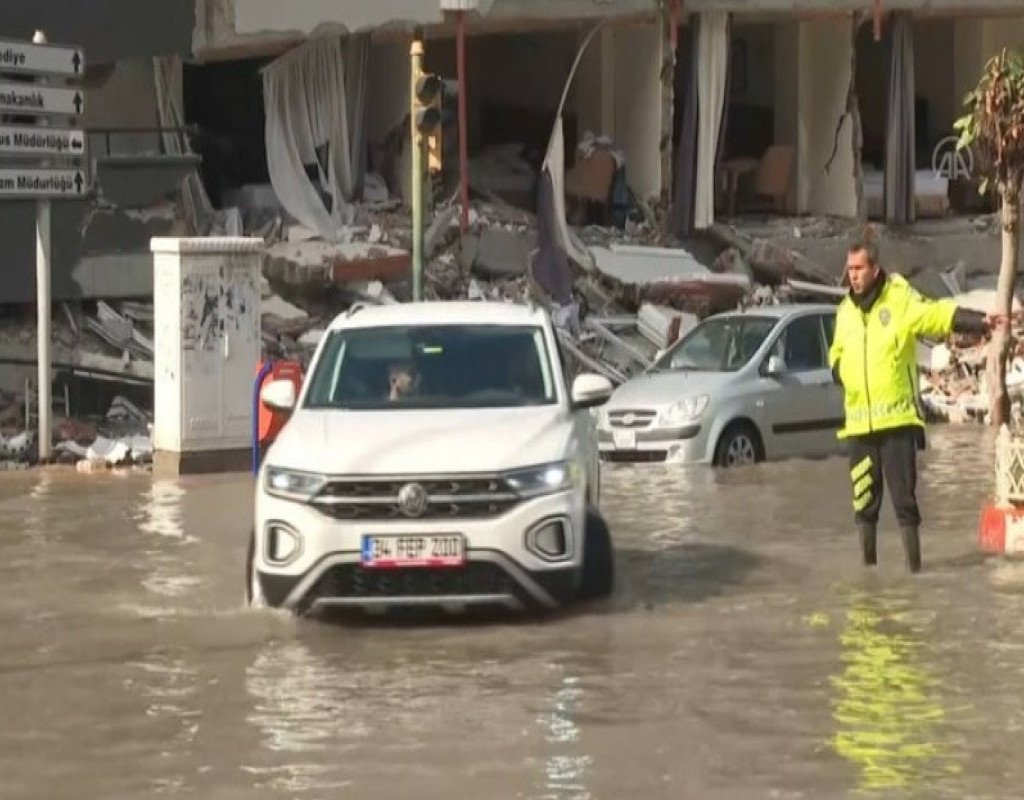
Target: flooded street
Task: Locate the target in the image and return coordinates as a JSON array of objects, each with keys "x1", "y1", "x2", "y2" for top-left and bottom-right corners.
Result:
[{"x1": 3, "y1": 425, "x2": 1024, "y2": 799}]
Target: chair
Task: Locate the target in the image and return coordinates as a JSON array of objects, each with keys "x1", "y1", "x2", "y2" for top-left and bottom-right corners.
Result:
[
  {"x1": 751, "y1": 144, "x2": 794, "y2": 213},
  {"x1": 564, "y1": 148, "x2": 617, "y2": 224}
]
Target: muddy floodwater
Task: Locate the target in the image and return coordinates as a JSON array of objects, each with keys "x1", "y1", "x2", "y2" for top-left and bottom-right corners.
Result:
[{"x1": 2, "y1": 426, "x2": 1024, "y2": 799}]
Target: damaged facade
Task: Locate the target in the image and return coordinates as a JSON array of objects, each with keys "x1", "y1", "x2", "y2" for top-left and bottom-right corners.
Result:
[{"x1": 3, "y1": 0, "x2": 1024, "y2": 466}]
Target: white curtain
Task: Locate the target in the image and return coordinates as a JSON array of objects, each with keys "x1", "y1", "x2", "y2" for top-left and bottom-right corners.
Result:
[
  {"x1": 541, "y1": 118, "x2": 593, "y2": 271},
  {"x1": 262, "y1": 35, "x2": 369, "y2": 239},
  {"x1": 154, "y1": 55, "x2": 214, "y2": 233},
  {"x1": 694, "y1": 11, "x2": 730, "y2": 230}
]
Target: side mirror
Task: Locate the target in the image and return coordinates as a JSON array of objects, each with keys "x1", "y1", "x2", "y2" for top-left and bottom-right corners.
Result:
[
  {"x1": 571, "y1": 373, "x2": 613, "y2": 409},
  {"x1": 261, "y1": 379, "x2": 297, "y2": 412},
  {"x1": 765, "y1": 355, "x2": 787, "y2": 377}
]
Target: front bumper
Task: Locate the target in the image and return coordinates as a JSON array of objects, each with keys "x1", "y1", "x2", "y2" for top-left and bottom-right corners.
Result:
[
  {"x1": 254, "y1": 488, "x2": 585, "y2": 614},
  {"x1": 597, "y1": 423, "x2": 710, "y2": 464}
]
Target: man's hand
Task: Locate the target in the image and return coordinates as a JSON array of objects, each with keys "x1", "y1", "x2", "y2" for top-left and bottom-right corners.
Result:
[{"x1": 986, "y1": 312, "x2": 1011, "y2": 331}]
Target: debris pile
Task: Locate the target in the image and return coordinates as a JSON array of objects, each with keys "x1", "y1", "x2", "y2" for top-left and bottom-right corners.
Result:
[
  {"x1": 55, "y1": 396, "x2": 154, "y2": 472},
  {"x1": 904, "y1": 261, "x2": 1024, "y2": 425},
  {"x1": 7, "y1": 182, "x2": 1023, "y2": 472},
  {"x1": 918, "y1": 320, "x2": 1024, "y2": 424}
]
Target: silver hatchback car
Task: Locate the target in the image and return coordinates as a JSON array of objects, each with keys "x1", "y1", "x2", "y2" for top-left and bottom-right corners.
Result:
[{"x1": 597, "y1": 304, "x2": 845, "y2": 466}]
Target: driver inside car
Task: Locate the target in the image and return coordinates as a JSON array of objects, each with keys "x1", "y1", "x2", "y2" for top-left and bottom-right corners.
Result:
[{"x1": 387, "y1": 359, "x2": 420, "y2": 402}]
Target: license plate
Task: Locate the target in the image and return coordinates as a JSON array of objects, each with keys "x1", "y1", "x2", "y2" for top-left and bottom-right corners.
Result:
[
  {"x1": 360, "y1": 534, "x2": 465, "y2": 568},
  {"x1": 613, "y1": 429, "x2": 637, "y2": 449}
]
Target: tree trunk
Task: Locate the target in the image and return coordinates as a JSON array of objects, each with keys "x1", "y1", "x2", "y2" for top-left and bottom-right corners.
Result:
[{"x1": 988, "y1": 184, "x2": 1019, "y2": 426}]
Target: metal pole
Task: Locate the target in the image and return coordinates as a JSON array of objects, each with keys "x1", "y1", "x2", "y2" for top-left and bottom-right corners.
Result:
[
  {"x1": 36, "y1": 199, "x2": 51, "y2": 461},
  {"x1": 457, "y1": 11, "x2": 470, "y2": 234},
  {"x1": 33, "y1": 30, "x2": 52, "y2": 462},
  {"x1": 410, "y1": 37, "x2": 424, "y2": 302}
]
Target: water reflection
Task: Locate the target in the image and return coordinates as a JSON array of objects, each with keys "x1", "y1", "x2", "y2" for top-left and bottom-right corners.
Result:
[
  {"x1": 136, "y1": 481, "x2": 191, "y2": 543},
  {"x1": 536, "y1": 673, "x2": 592, "y2": 800},
  {"x1": 131, "y1": 480, "x2": 204, "y2": 609},
  {"x1": 243, "y1": 640, "x2": 359, "y2": 793},
  {"x1": 123, "y1": 651, "x2": 202, "y2": 794},
  {"x1": 829, "y1": 591, "x2": 961, "y2": 794},
  {"x1": 24, "y1": 470, "x2": 53, "y2": 544},
  {"x1": 126, "y1": 653, "x2": 202, "y2": 746}
]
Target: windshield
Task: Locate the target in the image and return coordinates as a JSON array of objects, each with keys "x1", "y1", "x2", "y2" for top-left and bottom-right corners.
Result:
[
  {"x1": 653, "y1": 315, "x2": 778, "y2": 373},
  {"x1": 303, "y1": 324, "x2": 558, "y2": 410}
]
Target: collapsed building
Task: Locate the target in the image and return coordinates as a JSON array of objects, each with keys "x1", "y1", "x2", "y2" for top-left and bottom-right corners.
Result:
[{"x1": 2, "y1": 0, "x2": 1024, "y2": 466}]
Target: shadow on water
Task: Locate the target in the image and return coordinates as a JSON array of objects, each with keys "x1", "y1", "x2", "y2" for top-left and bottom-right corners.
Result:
[
  {"x1": 610, "y1": 541, "x2": 762, "y2": 609},
  {"x1": 307, "y1": 540, "x2": 762, "y2": 630}
]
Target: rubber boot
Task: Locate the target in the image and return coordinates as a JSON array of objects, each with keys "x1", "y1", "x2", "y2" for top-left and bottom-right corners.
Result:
[
  {"x1": 858, "y1": 523, "x2": 877, "y2": 566},
  {"x1": 900, "y1": 526, "x2": 922, "y2": 573}
]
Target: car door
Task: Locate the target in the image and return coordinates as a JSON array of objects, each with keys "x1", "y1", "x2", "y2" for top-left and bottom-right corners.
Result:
[
  {"x1": 757, "y1": 313, "x2": 838, "y2": 459},
  {"x1": 555, "y1": 332, "x2": 602, "y2": 505},
  {"x1": 820, "y1": 311, "x2": 845, "y2": 452}
]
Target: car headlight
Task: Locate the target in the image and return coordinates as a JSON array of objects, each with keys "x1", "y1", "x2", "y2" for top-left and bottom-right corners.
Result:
[
  {"x1": 264, "y1": 467, "x2": 326, "y2": 501},
  {"x1": 659, "y1": 395, "x2": 709, "y2": 427},
  {"x1": 596, "y1": 407, "x2": 610, "y2": 430},
  {"x1": 505, "y1": 461, "x2": 579, "y2": 498}
]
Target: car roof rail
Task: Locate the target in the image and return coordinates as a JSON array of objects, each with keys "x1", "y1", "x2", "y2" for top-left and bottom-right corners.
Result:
[{"x1": 346, "y1": 302, "x2": 367, "y2": 317}]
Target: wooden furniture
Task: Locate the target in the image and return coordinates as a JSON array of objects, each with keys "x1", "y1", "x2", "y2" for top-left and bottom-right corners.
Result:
[{"x1": 565, "y1": 148, "x2": 617, "y2": 224}]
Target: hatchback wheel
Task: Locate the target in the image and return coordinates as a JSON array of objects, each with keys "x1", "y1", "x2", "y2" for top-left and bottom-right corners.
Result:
[{"x1": 714, "y1": 423, "x2": 763, "y2": 467}]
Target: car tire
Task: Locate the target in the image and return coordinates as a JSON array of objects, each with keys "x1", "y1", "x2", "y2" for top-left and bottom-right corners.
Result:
[
  {"x1": 714, "y1": 422, "x2": 764, "y2": 467},
  {"x1": 578, "y1": 507, "x2": 615, "y2": 600},
  {"x1": 245, "y1": 529, "x2": 268, "y2": 609}
]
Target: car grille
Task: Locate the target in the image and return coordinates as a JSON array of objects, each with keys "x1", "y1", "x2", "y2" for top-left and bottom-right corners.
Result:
[
  {"x1": 309, "y1": 476, "x2": 520, "y2": 521},
  {"x1": 608, "y1": 409, "x2": 657, "y2": 429},
  {"x1": 601, "y1": 450, "x2": 668, "y2": 463},
  {"x1": 307, "y1": 562, "x2": 518, "y2": 600}
]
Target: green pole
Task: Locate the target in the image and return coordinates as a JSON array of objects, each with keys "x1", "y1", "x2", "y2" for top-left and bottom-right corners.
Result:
[{"x1": 410, "y1": 37, "x2": 424, "y2": 302}]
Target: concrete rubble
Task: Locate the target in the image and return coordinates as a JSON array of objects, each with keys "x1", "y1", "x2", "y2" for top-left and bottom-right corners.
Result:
[{"x1": 5, "y1": 190, "x2": 1024, "y2": 468}]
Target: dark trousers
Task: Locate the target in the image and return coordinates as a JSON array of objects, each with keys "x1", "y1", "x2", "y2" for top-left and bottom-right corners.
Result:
[{"x1": 848, "y1": 426, "x2": 921, "y2": 528}]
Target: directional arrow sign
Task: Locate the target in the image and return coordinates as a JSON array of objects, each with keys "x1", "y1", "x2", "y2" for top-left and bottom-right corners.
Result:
[
  {"x1": 0, "y1": 167, "x2": 88, "y2": 198},
  {"x1": 0, "y1": 124, "x2": 85, "y2": 158},
  {"x1": 0, "y1": 38, "x2": 85, "y2": 77},
  {"x1": 0, "y1": 81, "x2": 84, "y2": 117}
]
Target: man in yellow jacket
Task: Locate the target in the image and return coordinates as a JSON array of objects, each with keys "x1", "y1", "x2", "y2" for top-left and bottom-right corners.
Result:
[{"x1": 829, "y1": 228, "x2": 1003, "y2": 572}]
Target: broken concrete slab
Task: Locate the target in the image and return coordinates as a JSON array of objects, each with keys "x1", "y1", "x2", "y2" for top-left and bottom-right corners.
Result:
[
  {"x1": 471, "y1": 229, "x2": 537, "y2": 279},
  {"x1": 591, "y1": 243, "x2": 712, "y2": 285},
  {"x1": 952, "y1": 289, "x2": 1023, "y2": 314},
  {"x1": 333, "y1": 251, "x2": 411, "y2": 285},
  {"x1": 637, "y1": 304, "x2": 696, "y2": 350},
  {"x1": 785, "y1": 279, "x2": 846, "y2": 300},
  {"x1": 909, "y1": 267, "x2": 957, "y2": 299},
  {"x1": 425, "y1": 206, "x2": 458, "y2": 258}
]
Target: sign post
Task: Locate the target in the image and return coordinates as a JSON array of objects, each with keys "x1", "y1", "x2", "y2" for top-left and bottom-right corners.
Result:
[{"x1": 0, "y1": 30, "x2": 88, "y2": 461}]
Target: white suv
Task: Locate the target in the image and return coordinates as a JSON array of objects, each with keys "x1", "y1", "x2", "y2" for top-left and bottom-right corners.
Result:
[{"x1": 250, "y1": 300, "x2": 615, "y2": 616}]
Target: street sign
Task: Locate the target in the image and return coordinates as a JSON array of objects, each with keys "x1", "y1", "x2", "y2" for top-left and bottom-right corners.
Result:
[
  {"x1": 0, "y1": 37, "x2": 84, "y2": 77},
  {"x1": 0, "y1": 124, "x2": 84, "y2": 158},
  {"x1": 0, "y1": 81, "x2": 84, "y2": 117},
  {"x1": 0, "y1": 167, "x2": 88, "y2": 198},
  {"x1": 0, "y1": 32, "x2": 89, "y2": 463}
]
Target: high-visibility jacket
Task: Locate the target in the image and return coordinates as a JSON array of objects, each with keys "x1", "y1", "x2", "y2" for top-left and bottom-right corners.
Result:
[{"x1": 828, "y1": 274, "x2": 957, "y2": 439}]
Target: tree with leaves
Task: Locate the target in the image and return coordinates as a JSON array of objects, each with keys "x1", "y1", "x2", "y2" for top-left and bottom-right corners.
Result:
[{"x1": 955, "y1": 48, "x2": 1024, "y2": 426}]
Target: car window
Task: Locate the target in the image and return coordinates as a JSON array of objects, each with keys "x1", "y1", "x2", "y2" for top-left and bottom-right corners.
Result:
[
  {"x1": 774, "y1": 315, "x2": 827, "y2": 371},
  {"x1": 303, "y1": 324, "x2": 557, "y2": 409},
  {"x1": 822, "y1": 313, "x2": 836, "y2": 347},
  {"x1": 655, "y1": 315, "x2": 777, "y2": 373}
]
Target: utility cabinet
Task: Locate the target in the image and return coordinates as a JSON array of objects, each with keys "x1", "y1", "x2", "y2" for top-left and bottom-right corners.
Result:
[{"x1": 150, "y1": 237, "x2": 263, "y2": 472}]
